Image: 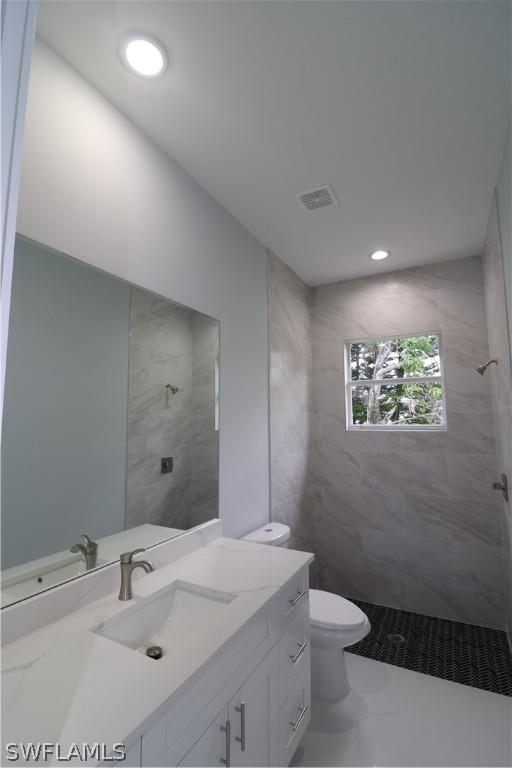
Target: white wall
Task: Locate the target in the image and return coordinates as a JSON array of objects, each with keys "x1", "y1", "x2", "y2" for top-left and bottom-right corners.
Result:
[
  {"x1": 1, "y1": 0, "x2": 36, "y2": 424},
  {"x1": 2, "y1": 237, "x2": 130, "y2": 567},
  {"x1": 16, "y1": 39, "x2": 270, "y2": 538}
]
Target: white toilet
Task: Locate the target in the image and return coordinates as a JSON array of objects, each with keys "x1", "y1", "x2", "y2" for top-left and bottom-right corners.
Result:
[{"x1": 242, "y1": 523, "x2": 371, "y2": 701}]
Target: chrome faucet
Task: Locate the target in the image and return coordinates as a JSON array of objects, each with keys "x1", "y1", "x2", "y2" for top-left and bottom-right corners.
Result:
[
  {"x1": 118, "y1": 548, "x2": 155, "y2": 601},
  {"x1": 70, "y1": 534, "x2": 98, "y2": 570}
]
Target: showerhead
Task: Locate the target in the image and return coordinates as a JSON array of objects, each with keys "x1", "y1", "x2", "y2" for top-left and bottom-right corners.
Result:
[{"x1": 476, "y1": 358, "x2": 498, "y2": 375}]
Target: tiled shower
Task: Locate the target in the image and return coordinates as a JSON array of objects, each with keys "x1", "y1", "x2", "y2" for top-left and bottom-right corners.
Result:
[{"x1": 269, "y1": 247, "x2": 509, "y2": 630}]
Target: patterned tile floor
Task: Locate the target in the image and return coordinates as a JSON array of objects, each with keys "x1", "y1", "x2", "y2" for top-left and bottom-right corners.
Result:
[{"x1": 348, "y1": 600, "x2": 512, "y2": 697}]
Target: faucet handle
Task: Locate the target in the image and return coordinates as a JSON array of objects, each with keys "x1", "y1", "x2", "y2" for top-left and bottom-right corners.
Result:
[
  {"x1": 80, "y1": 534, "x2": 98, "y2": 553},
  {"x1": 120, "y1": 548, "x2": 146, "y2": 564}
]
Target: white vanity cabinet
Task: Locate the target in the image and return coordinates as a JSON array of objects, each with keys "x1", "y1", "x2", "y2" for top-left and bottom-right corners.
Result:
[
  {"x1": 177, "y1": 706, "x2": 229, "y2": 767},
  {"x1": 179, "y1": 654, "x2": 272, "y2": 767},
  {"x1": 227, "y1": 653, "x2": 272, "y2": 767},
  {"x1": 139, "y1": 567, "x2": 310, "y2": 768}
]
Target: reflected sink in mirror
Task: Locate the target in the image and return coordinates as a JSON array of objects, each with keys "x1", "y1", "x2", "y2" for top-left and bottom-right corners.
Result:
[
  {"x1": 1, "y1": 554, "x2": 108, "y2": 607},
  {"x1": 94, "y1": 581, "x2": 236, "y2": 656}
]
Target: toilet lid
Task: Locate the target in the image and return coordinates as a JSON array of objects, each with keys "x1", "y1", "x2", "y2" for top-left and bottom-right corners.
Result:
[
  {"x1": 242, "y1": 523, "x2": 290, "y2": 546},
  {"x1": 310, "y1": 589, "x2": 367, "y2": 630}
]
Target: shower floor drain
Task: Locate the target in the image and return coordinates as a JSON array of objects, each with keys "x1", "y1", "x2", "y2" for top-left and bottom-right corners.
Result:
[{"x1": 387, "y1": 633, "x2": 406, "y2": 645}]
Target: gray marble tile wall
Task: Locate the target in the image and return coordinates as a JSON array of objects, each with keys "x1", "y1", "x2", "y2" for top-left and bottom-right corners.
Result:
[
  {"x1": 269, "y1": 251, "x2": 506, "y2": 629},
  {"x1": 482, "y1": 195, "x2": 512, "y2": 635},
  {"x1": 268, "y1": 252, "x2": 316, "y2": 554},
  {"x1": 190, "y1": 312, "x2": 219, "y2": 527},
  {"x1": 126, "y1": 289, "x2": 219, "y2": 532}
]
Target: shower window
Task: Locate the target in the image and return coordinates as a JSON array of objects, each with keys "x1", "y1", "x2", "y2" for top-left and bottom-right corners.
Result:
[{"x1": 345, "y1": 333, "x2": 446, "y2": 429}]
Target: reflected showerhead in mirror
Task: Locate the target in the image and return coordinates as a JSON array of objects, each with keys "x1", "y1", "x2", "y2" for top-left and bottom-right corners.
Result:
[
  {"x1": 476, "y1": 358, "x2": 498, "y2": 375},
  {"x1": 164, "y1": 383, "x2": 179, "y2": 409}
]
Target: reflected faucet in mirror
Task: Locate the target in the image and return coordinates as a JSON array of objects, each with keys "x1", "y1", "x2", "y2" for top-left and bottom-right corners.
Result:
[{"x1": 70, "y1": 534, "x2": 98, "y2": 570}]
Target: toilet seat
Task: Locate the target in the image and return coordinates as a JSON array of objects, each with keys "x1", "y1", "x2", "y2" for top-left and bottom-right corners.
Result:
[{"x1": 310, "y1": 589, "x2": 367, "y2": 630}]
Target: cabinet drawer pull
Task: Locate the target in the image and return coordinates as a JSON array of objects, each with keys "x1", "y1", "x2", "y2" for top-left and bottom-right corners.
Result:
[
  {"x1": 220, "y1": 719, "x2": 231, "y2": 766},
  {"x1": 289, "y1": 641, "x2": 308, "y2": 665},
  {"x1": 235, "y1": 702, "x2": 246, "y2": 751},
  {"x1": 289, "y1": 703, "x2": 308, "y2": 732},
  {"x1": 288, "y1": 589, "x2": 307, "y2": 608}
]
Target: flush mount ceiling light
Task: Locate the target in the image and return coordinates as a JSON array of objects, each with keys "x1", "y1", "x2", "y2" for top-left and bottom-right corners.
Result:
[
  {"x1": 369, "y1": 249, "x2": 390, "y2": 262},
  {"x1": 120, "y1": 34, "x2": 167, "y2": 78}
]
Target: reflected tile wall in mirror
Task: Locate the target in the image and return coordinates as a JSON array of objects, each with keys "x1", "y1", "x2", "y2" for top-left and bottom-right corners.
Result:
[{"x1": 126, "y1": 289, "x2": 219, "y2": 531}]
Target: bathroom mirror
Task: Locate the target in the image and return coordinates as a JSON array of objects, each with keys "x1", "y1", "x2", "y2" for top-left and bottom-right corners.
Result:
[{"x1": 1, "y1": 235, "x2": 220, "y2": 608}]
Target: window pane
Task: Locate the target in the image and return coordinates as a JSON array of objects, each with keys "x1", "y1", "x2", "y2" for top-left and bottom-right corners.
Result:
[
  {"x1": 350, "y1": 382, "x2": 444, "y2": 426},
  {"x1": 349, "y1": 335, "x2": 441, "y2": 381}
]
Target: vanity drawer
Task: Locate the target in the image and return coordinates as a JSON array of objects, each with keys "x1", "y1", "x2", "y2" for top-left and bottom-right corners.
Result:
[
  {"x1": 278, "y1": 604, "x2": 310, "y2": 705},
  {"x1": 278, "y1": 663, "x2": 311, "y2": 767},
  {"x1": 269, "y1": 567, "x2": 309, "y2": 638}
]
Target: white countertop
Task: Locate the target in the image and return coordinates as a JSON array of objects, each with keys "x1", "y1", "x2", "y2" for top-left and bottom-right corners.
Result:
[{"x1": 1, "y1": 537, "x2": 313, "y2": 765}]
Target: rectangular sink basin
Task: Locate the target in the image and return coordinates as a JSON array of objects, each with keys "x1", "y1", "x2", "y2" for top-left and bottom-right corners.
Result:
[{"x1": 93, "y1": 581, "x2": 236, "y2": 657}]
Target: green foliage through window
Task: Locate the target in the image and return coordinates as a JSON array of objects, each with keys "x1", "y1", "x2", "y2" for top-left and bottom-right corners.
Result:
[{"x1": 347, "y1": 334, "x2": 444, "y2": 427}]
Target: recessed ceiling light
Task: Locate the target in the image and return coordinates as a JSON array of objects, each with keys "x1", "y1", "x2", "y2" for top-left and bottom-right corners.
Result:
[
  {"x1": 120, "y1": 34, "x2": 167, "y2": 78},
  {"x1": 369, "y1": 249, "x2": 390, "y2": 261}
]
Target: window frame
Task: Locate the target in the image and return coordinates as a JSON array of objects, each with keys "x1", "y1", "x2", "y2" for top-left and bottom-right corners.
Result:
[{"x1": 344, "y1": 330, "x2": 447, "y2": 432}]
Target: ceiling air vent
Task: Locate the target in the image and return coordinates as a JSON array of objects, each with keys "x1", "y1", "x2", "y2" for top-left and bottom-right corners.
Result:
[{"x1": 296, "y1": 184, "x2": 338, "y2": 211}]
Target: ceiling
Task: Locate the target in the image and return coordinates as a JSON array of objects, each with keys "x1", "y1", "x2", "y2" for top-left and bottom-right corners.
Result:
[{"x1": 36, "y1": 1, "x2": 510, "y2": 286}]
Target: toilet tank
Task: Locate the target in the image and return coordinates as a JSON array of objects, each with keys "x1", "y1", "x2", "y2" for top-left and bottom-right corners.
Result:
[{"x1": 242, "y1": 523, "x2": 290, "y2": 547}]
